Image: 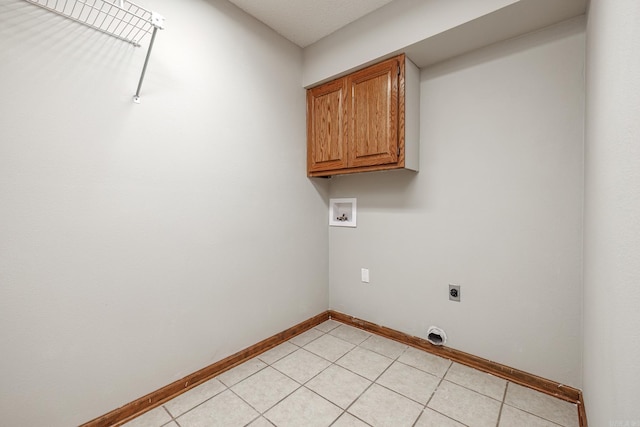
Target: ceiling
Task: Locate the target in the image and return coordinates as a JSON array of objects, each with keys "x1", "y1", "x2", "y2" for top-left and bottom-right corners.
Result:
[{"x1": 226, "y1": 0, "x2": 396, "y2": 47}]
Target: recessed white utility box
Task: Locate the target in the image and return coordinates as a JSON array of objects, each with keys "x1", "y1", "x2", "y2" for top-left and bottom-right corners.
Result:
[{"x1": 329, "y1": 198, "x2": 357, "y2": 227}]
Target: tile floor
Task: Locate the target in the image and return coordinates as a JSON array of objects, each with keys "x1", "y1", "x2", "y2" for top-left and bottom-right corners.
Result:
[{"x1": 122, "y1": 320, "x2": 579, "y2": 427}]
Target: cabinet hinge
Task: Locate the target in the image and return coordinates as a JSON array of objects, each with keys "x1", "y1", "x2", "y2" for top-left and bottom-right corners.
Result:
[{"x1": 397, "y1": 147, "x2": 401, "y2": 156}]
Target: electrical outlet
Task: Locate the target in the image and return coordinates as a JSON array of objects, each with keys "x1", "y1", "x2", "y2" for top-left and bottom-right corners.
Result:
[
  {"x1": 361, "y1": 268, "x2": 370, "y2": 283},
  {"x1": 449, "y1": 284, "x2": 461, "y2": 302}
]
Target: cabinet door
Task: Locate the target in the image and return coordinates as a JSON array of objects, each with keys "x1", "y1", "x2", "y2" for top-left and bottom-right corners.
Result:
[
  {"x1": 307, "y1": 79, "x2": 348, "y2": 173},
  {"x1": 347, "y1": 57, "x2": 399, "y2": 168}
]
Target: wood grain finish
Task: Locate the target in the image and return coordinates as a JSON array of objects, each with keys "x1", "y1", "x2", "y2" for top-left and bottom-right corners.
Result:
[
  {"x1": 307, "y1": 54, "x2": 407, "y2": 177},
  {"x1": 328, "y1": 310, "x2": 587, "y2": 426},
  {"x1": 307, "y1": 78, "x2": 347, "y2": 173},
  {"x1": 348, "y1": 57, "x2": 399, "y2": 168},
  {"x1": 80, "y1": 312, "x2": 329, "y2": 427},
  {"x1": 578, "y1": 392, "x2": 588, "y2": 427},
  {"x1": 80, "y1": 309, "x2": 587, "y2": 427}
]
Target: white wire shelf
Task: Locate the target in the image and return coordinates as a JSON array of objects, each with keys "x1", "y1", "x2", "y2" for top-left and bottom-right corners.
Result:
[
  {"x1": 23, "y1": 0, "x2": 165, "y2": 102},
  {"x1": 24, "y1": 0, "x2": 162, "y2": 47}
]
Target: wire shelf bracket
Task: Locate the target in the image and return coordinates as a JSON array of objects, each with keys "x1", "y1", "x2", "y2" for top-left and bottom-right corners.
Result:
[{"x1": 23, "y1": 0, "x2": 165, "y2": 103}]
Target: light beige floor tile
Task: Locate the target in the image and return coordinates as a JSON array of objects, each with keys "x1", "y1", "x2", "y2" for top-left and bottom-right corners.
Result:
[
  {"x1": 264, "y1": 387, "x2": 342, "y2": 427},
  {"x1": 247, "y1": 417, "x2": 275, "y2": 426},
  {"x1": 315, "y1": 319, "x2": 342, "y2": 333},
  {"x1": 258, "y1": 342, "x2": 298, "y2": 365},
  {"x1": 499, "y1": 404, "x2": 561, "y2": 427},
  {"x1": 304, "y1": 333, "x2": 355, "y2": 362},
  {"x1": 445, "y1": 362, "x2": 507, "y2": 401},
  {"x1": 163, "y1": 378, "x2": 226, "y2": 417},
  {"x1": 272, "y1": 348, "x2": 330, "y2": 384},
  {"x1": 376, "y1": 361, "x2": 440, "y2": 404},
  {"x1": 414, "y1": 408, "x2": 466, "y2": 427},
  {"x1": 348, "y1": 383, "x2": 423, "y2": 427},
  {"x1": 122, "y1": 328, "x2": 580, "y2": 427},
  {"x1": 306, "y1": 364, "x2": 371, "y2": 409},
  {"x1": 121, "y1": 406, "x2": 172, "y2": 427},
  {"x1": 336, "y1": 347, "x2": 393, "y2": 380},
  {"x1": 289, "y1": 328, "x2": 324, "y2": 347},
  {"x1": 505, "y1": 383, "x2": 578, "y2": 427},
  {"x1": 177, "y1": 389, "x2": 259, "y2": 427},
  {"x1": 231, "y1": 366, "x2": 299, "y2": 413},
  {"x1": 332, "y1": 412, "x2": 371, "y2": 427},
  {"x1": 217, "y1": 358, "x2": 267, "y2": 387},
  {"x1": 397, "y1": 347, "x2": 452, "y2": 377},
  {"x1": 428, "y1": 380, "x2": 501, "y2": 427},
  {"x1": 359, "y1": 335, "x2": 407, "y2": 359},
  {"x1": 328, "y1": 324, "x2": 371, "y2": 345}
]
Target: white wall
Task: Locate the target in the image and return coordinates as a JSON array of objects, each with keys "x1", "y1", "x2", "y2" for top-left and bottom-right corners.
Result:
[
  {"x1": 302, "y1": 0, "x2": 518, "y2": 87},
  {"x1": 328, "y1": 18, "x2": 585, "y2": 387},
  {"x1": 0, "y1": 1, "x2": 328, "y2": 426},
  {"x1": 584, "y1": 0, "x2": 640, "y2": 424}
]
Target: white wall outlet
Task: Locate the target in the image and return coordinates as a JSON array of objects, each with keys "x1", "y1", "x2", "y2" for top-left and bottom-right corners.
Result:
[{"x1": 361, "y1": 268, "x2": 370, "y2": 283}]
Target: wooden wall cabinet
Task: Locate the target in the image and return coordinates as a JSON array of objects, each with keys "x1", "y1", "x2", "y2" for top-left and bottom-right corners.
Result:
[{"x1": 307, "y1": 54, "x2": 419, "y2": 177}]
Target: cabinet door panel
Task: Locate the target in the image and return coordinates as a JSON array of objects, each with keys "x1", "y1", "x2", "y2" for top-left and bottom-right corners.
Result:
[
  {"x1": 347, "y1": 58, "x2": 399, "y2": 168},
  {"x1": 307, "y1": 79, "x2": 348, "y2": 172}
]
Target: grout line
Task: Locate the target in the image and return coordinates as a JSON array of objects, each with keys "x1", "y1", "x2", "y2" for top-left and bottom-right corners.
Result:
[
  {"x1": 325, "y1": 405, "x2": 374, "y2": 427},
  {"x1": 303, "y1": 335, "x2": 358, "y2": 363},
  {"x1": 285, "y1": 352, "x2": 333, "y2": 385},
  {"x1": 419, "y1": 363, "x2": 474, "y2": 427},
  {"x1": 153, "y1": 315, "x2": 574, "y2": 427},
  {"x1": 372, "y1": 355, "x2": 443, "y2": 407},
  {"x1": 238, "y1": 334, "x2": 337, "y2": 417},
  {"x1": 256, "y1": 342, "x2": 298, "y2": 366},
  {"x1": 504, "y1": 383, "x2": 577, "y2": 426},
  {"x1": 238, "y1": 345, "x2": 328, "y2": 415},
  {"x1": 359, "y1": 338, "x2": 409, "y2": 359},
  {"x1": 227, "y1": 381, "x2": 302, "y2": 420},
  {"x1": 327, "y1": 411, "x2": 347, "y2": 427},
  {"x1": 336, "y1": 348, "x2": 402, "y2": 424},
  {"x1": 501, "y1": 402, "x2": 568, "y2": 427},
  {"x1": 289, "y1": 328, "x2": 325, "y2": 348},
  {"x1": 495, "y1": 380, "x2": 509, "y2": 427},
  {"x1": 410, "y1": 413, "x2": 422, "y2": 427},
  {"x1": 317, "y1": 321, "x2": 345, "y2": 334},
  {"x1": 156, "y1": 406, "x2": 178, "y2": 427},
  {"x1": 219, "y1": 360, "x2": 270, "y2": 388},
  {"x1": 330, "y1": 311, "x2": 582, "y2": 406},
  {"x1": 436, "y1": 369, "x2": 506, "y2": 404},
  {"x1": 424, "y1": 360, "x2": 452, "y2": 408},
  {"x1": 291, "y1": 331, "x2": 375, "y2": 427},
  {"x1": 161, "y1": 405, "x2": 173, "y2": 421},
  {"x1": 393, "y1": 358, "x2": 449, "y2": 379},
  {"x1": 270, "y1": 354, "x2": 330, "y2": 385},
  {"x1": 336, "y1": 330, "x2": 428, "y2": 419},
  {"x1": 408, "y1": 358, "x2": 452, "y2": 427},
  {"x1": 164, "y1": 385, "x2": 229, "y2": 421},
  {"x1": 300, "y1": 384, "x2": 350, "y2": 426},
  {"x1": 90, "y1": 313, "x2": 582, "y2": 427},
  {"x1": 341, "y1": 380, "x2": 374, "y2": 416},
  {"x1": 328, "y1": 410, "x2": 374, "y2": 427},
  {"x1": 255, "y1": 325, "x2": 367, "y2": 425},
  {"x1": 324, "y1": 357, "x2": 375, "y2": 383},
  {"x1": 243, "y1": 414, "x2": 262, "y2": 427}
]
